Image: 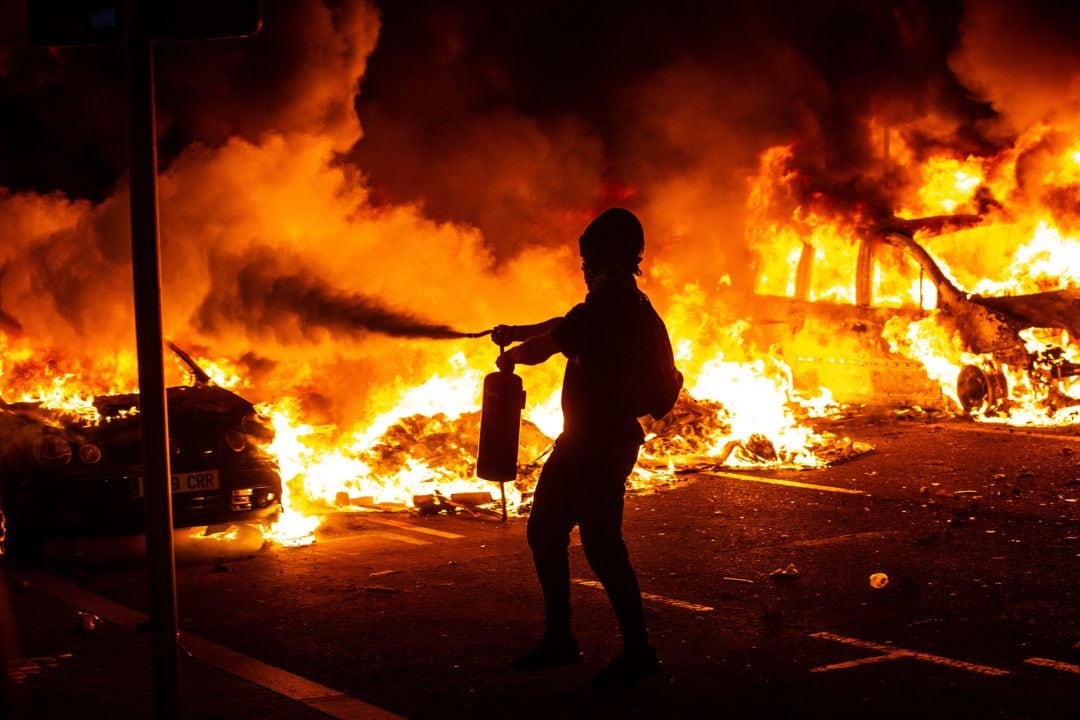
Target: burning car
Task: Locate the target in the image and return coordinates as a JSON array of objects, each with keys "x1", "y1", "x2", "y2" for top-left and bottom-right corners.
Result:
[
  {"x1": 746, "y1": 213, "x2": 1080, "y2": 416},
  {"x1": 875, "y1": 218, "x2": 1080, "y2": 415},
  {"x1": 0, "y1": 342, "x2": 282, "y2": 557}
]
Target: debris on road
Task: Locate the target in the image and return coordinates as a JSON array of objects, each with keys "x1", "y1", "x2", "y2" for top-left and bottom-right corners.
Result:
[
  {"x1": 769, "y1": 563, "x2": 800, "y2": 581},
  {"x1": 75, "y1": 611, "x2": 100, "y2": 632}
]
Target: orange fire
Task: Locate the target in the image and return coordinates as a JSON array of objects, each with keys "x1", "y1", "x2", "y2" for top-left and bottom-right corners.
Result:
[
  {"x1": 7, "y1": 114, "x2": 1080, "y2": 543},
  {"x1": 7, "y1": 1, "x2": 1080, "y2": 545}
]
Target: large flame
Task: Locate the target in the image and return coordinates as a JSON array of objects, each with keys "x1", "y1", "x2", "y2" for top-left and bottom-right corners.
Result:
[{"x1": 7, "y1": 1, "x2": 1080, "y2": 543}]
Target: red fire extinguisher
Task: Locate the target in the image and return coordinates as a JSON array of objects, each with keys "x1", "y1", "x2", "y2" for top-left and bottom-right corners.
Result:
[{"x1": 477, "y1": 346, "x2": 526, "y2": 505}]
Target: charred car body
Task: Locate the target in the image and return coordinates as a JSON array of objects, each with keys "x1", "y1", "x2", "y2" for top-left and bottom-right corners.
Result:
[
  {"x1": 746, "y1": 214, "x2": 1080, "y2": 414},
  {"x1": 0, "y1": 343, "x2": 282, "y2": 556},
  {"x1": 875, "y1": 218, "x2": 1080, "y2": 414}
]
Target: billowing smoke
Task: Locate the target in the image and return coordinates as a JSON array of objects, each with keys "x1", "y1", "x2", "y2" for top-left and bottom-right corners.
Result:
[
  {"x1": 0, "y1": 0, "x2": 1064, "y2": 427},
  {"x1": 951, "y1": 0, "x2": 1080, "y2": 135},
  {"x1": 195, "y1": 253, "x2": 483, "y2": 340}
]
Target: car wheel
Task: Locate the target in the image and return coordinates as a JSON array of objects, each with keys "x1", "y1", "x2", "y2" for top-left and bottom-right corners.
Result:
[{"x1": 957, "y1": 364, "x2": 1008, "y2": 415}]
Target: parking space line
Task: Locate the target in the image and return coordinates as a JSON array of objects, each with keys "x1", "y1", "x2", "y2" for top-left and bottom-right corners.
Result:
[
  {"x1": 780, "y1": 531, "x2": 902, "y2": 548},
  {"x1": 704, "y1": 471, "x2": 868, "y2": 495},
  {"x1": 366, "y1": 518, "x2": 464, "y2": 539},
  {"x1": 811, "y1": 652, "x2": 909, "y2": 672},
  {"x1": 369, "y1": 531, "x2": 432, "y2": 546},
  {"x1": 1025, "y1": 657, "x2": 1080, "y2": 675},
  {"x1": 573, "y1": 578, "x2": 714, "y2": 612},
  {"x1": 810, "y1": 631, "x2": 1010, "y2": 676},
  {"x1": 939, "y1": 424, "x2": 1080, "y2": 443}
]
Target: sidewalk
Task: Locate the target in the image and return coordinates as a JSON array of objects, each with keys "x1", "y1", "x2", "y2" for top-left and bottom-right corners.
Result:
[{"x1": 1, "y1": 563, "x2": 399, "y2": 720}]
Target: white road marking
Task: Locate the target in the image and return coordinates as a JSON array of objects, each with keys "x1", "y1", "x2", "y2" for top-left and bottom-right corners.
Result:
[
  {"x1": 1025, "y1": 657, "x2": 1080, "y2": 675},
  {"x1": 15, "y1": 569, "x2": 404, "y2": 720},
  {"x1": 704, "y1": 471, "x2": 868, "y2": 495},
  {"x1": 572, "y1": 578, "x2": 714, "y2": 612},
  {"x1": 810, "y1": 631, "x2": 1010, "y2": 676},
  {"x1": 367, "y1": 518, "x2": 464, "y2": 539},
  {"x1": 939, "y1": 423, "x2": 1080, "y2": 443},
  {"x1": 811, "y1": 652, "x2": 909, "y2": 672},
  {"x1": 369, "y1": 531, "x2": 432, "y2": 546},
  {"x1": 779, "y1": 531, "x2": 902, "y2": 548}
]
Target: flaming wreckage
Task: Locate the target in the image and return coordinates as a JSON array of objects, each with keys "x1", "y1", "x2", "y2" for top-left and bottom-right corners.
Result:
[
  {"x1": 3, "y1": 216, "x2": 1080, "y2": 546},
  {"x1": 748, "y1": 214, "x2": 1080, "y2": 416},
  {"x1": 0, "y1": 343, "x2": 282, "y2": 557},
  {"x1": 880, "y1": 217, "x2": 1080, "y2": 414}
]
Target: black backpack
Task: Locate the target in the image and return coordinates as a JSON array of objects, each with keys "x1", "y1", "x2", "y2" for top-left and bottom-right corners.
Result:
[{"x1": 629, "y1": 295, "x2": 684, "y2": 420}]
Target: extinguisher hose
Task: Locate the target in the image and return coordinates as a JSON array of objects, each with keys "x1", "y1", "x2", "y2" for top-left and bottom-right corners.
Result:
[{"x1": 458, "y1": 329, "x2": 493, "y2": 339}]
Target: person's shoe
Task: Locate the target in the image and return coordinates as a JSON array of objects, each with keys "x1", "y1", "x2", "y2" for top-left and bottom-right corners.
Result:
[
  {"x1": 590, "y1": 644, "x2": 661, "y2": 686},
  {"x1": 509, "y1": 634, "x2": 583, "y2": 671}
]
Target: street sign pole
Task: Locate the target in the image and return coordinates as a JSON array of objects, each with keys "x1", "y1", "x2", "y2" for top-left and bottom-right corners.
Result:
[
  {"x1": 28, "y1": 2, "x2": 262, "y2": 716},
  {"x1": 126, "y1": 1, "x2": 181, "y2": 717}
]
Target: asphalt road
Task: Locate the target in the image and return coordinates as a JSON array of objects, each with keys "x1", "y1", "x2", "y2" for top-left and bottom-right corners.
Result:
[{"x1": 27, "y1": 411, "x2": 1080, "y2": 719}]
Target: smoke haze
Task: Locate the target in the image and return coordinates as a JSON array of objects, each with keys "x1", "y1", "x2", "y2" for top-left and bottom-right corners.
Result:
[{"x1": 2, "y1": 0, "x2": 1076, "y2": 426}]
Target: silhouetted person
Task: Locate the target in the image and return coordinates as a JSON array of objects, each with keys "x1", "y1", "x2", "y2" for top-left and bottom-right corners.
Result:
[{"x1": 492, "y1": 207, "x2": 682, "y2": 685}]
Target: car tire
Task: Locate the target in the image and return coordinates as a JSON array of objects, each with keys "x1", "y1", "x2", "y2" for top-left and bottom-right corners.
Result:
[{"x1": 957, "y1": 364, "x2": 1008, "y2": 415}]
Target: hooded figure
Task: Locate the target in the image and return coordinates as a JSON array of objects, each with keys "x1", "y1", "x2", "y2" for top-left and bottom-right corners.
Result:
[{"x1": 492, "y1": 207, "x2": 682, "y2": 685}]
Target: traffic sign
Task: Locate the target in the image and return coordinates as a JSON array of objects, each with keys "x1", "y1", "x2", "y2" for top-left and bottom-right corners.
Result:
[{"x1": 29, "y1": 0, "x2": 262, "y2": 46}]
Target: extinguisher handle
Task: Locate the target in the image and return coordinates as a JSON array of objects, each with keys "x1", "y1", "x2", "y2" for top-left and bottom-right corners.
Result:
[{"x1": 495, "y1": 344, "x2": 510, "y2": 373}]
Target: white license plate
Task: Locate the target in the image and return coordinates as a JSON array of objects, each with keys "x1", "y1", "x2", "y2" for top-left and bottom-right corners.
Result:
[{"x1": 133, "y1": 470, "x2": 220, "y2": 497}]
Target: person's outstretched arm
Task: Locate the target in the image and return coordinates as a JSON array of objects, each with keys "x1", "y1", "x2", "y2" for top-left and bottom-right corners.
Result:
[
  {"x1": 496, "y1": 332, "x2": 559, "y2": 371},
  {"x1": 491, "y1": 317, "x2": 563, "y2": 346}
]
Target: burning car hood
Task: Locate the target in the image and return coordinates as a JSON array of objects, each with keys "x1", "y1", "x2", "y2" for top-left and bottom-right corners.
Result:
[
  {"x1": 969, "y1": 288, "x2": 1080, "y2": 339},
  {"x1": 94, "y1": 384, "x2": 256, "y2": 422}
]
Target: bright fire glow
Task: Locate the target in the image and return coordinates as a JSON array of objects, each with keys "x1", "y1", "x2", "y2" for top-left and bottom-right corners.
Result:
[{"x1": 11, "y1": 89, "x2": 1080, "y2": 546}]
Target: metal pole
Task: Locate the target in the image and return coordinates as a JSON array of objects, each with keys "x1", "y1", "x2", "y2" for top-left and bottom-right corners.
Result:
[{"x1": 127, "y1": 1, "x2": 181, "y2": 717}]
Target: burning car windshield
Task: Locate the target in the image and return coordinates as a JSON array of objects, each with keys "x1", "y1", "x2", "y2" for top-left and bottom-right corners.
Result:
[{"x1": 164, "y1": 351, "x2": 199, "y2": 388}]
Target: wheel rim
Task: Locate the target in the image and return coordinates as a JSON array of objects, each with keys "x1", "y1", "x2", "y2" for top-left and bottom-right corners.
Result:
[{"x1": 957, "y1": 364, "x2": 1007, "y2": 413}]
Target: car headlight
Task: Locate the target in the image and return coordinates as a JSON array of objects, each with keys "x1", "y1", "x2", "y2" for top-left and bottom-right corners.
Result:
[
  {"x1": 33, "y1": 435, "x2": 73, "y2": 468},
  {"x1": 225, "y1": 430, "x2": 247, "y2": 452},
  {"x1": 78, "y1": 443, "x2": 103, "y2": 464},
  {"x1": 251, "y1": 489, "x2": 277, "y2": 508}
]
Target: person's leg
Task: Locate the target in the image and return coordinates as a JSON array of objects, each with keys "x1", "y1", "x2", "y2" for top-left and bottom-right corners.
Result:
[
  {"x1": 510, "y1": 444, "x2": 582, "y2": 670},
  {"x1": 578, "y1": 444, "x2": 660, "y2": 683},
  {"x1": 526, "y1": 446, "x2": 578, "y2": 638},
  {"x1": 578, "y1": 480, "x2": 648, "y2": 651}
]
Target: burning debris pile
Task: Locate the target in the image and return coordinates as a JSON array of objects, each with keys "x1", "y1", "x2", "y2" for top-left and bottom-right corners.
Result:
[
  {"x1": 318, "y1": 410, "x2": 552, "y2": 515},
  {"x1": 640, "y1": 393, "x2": 870, "y2": 471},
  {"x1": 267, "y1": 365, "x2": 853, "y2": 520}
]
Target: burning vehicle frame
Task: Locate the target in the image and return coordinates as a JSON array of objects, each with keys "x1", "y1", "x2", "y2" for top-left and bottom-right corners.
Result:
[
  {"x1": 755, "y1": 212, "x2": 1080, "y2": 417},
  {"x1": 0, "y1": 342, "x2": 283, "y2": 557}
]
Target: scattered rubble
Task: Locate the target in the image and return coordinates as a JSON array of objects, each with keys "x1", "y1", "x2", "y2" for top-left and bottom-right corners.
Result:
[
  {"x1": 769, "y1": 563, "x2": 800, "y2": 581},
  {"x1": 75, "y1": 611, "x2": 100, "y2": 632}
]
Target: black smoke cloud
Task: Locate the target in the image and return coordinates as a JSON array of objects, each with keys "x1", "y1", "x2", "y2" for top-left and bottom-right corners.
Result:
[
  {"x1": 1, "y1": 0, "x2": 1006, "y2": 244},
  {"x1": 0, "y1": 0, "x2": 375, "y2": 200},
  {"x1": 194, "y1": 253, "x2": 479, "y2": 341},
  {"x1": 350, "y1": 0, "x2": 1000, "y2": 244}
]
